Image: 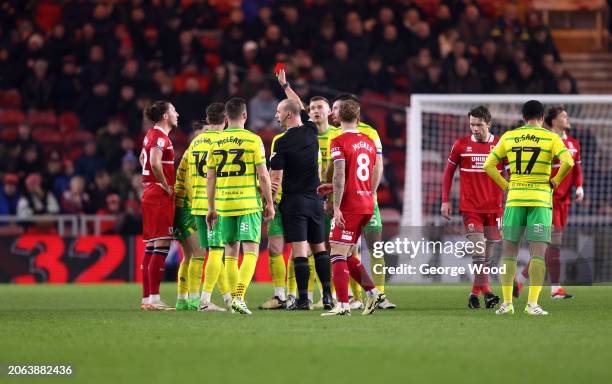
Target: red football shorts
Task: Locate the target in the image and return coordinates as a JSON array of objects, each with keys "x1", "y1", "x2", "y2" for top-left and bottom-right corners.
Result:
[
  {"x1": 462, "y1": 211, "x2": 502, "y2": 241},
  {"x1": 141, "y1": 184, "x2": 175, "y2": 242},
  {"x1": 552, "y1": 201, "x2": 569, "y2": 232},
  {"x1": 329, "y1": 212, "x2": 372, "y2": 245}
]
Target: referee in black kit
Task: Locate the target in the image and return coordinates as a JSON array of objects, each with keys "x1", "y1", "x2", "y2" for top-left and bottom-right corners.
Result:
[{"x1": 270, "y1": 69, "x2": 333, "y2": 310}]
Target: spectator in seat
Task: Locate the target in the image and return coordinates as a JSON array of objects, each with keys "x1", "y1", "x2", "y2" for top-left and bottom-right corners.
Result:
[
  {"x1": 112, "y1": 152, "x2": 138, "y2": 201},
  {"x1": 17, "y1": 173, "x2": 60, "y2": 218},
  {"x1": 22, "y1": 59, "x2": 54, "y2": 110},
  {"x1": 377, "y1": 25, "x2": 407, "y2": 71},
  {"x1": 53, "y1": 55, "x2": 81, "y2": 112},
  {"x1": 61, "y1": 175, "x2": 91, "y2": 214},
  {"x1": 406, "y1": 48, "x2": 432, "y2": 86},
  {"x1": 489, "y1": 66, "x2": 519, "y2": 94},
  {"x1": 413, "y1": 62, "x2": 446, "y2": 93},
  {"x1": 557, "y1": 76, "x2": 578, "y2": 95},
  {"x1": 44, "y1": 150, "x2": 70, "y2": 201},
  {"x1": 0, "y1": 173, "x2": 20, "y2": 215},
  {"x1": 19, "y1": 144, "x2": 44, "y2": 178},
  {"x1": 88, "y1": 169, "x2": 113, "y2": 213},
  {"x1": 344, "y1": 11, "x2": 371, "y2": 62},
  {"x1": 447, "y1": 57, "x2": 481, "y2": 93},
  {"x1": 97, "y1": 193, "x2": 121, "y2": 234},
  {"x1": 97, "y1": 118, "x2": 126, "y2": 173},
  {"x1": 78, "y1": 81, "x2": 115, "y2": 132},
  {"x1": 517, "y1": 60, "x2": 543, "y2": 93},
  {"x1": 457, "y1": 5, "x2": 491, "y2": 53},
  {"x1": 248, "y1": 88, "x2": 278, "y2": 131},
  {"x1": 75, "y1": 140, "x2": 105, "y2": 183},
  {"x1": 363, "y1": 54, "x2": 393, "y2": 94},
  {"x1": 174, "y1": 77, "x2": 209, "y2": 131},
  {"x1": 324, "y1": 40, "x2": 363, "y2": 93},
  {"x1": 116, "y1": 85, "x2": 141, "y2": 134}
]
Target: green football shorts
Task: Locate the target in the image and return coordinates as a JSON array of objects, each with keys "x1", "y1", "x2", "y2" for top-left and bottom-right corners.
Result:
[
  {"x1": 363, "y1": 203, "x2": 382, "y2": 233},
  {"x1": 502, "y1": 206, "x2": 552, "y2": 243},
  {"x1": 173, "y1": 206, "x2": 197, "y2": 241},
  {"x1": 219, "y1": 212, "x2": 262, "y2": 244},
  {"x1": 267, "y1": 205, "x2": 283, "y2": 237},
  {"x1": 194, "y1": 215, "x2": 224, "y2": 249}
]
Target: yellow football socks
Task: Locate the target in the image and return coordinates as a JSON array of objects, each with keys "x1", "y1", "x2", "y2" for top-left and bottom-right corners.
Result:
[
  {"x1": 177, "y1": 258, "x2": 189, "y2": 299},
  {"x1": 527, "y1": 256, "x2": 546, "y2": 305},
  {"x1": 501, "y1": 257, "x2": 517, "y2": 304},
  {"x1": 269, "y1": 253, "x2": 286, "y2": 290},
  {"x1": 225, "y1": 256, "x2": 239, "y2": 297},
  {"x1": 371, "y1": 253, "x2": 385, "y2": 293},
  {"x1": 287, "y1": 257, "x2": 297, "y2": 296},
  {"x1": 202, "y1": 248, "x2": 223, "y2": 293},
  {"x1": 187, "y1": 257, "x2": 204, "y2": 298},
  {"x1": 234, "y1": 252, "x2": 258, "y2": 299}
]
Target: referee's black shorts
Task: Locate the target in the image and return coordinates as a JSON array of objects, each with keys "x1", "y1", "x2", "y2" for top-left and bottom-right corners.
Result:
[{"x1": 279, "y1": 194, "x2": 325, "y2": 244}]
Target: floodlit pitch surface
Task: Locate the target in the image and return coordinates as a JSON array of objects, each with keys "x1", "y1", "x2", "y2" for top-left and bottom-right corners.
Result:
[{"x1": 1, "y1": 284, "x2": 610, "y2": 384}]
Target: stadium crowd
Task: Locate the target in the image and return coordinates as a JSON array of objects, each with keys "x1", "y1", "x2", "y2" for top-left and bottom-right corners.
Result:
[{"x1": 0, "y1": 0, "x2": 575, "y2": 233}]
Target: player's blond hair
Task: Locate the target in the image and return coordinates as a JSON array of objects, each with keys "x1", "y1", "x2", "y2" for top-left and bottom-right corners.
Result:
[{"x1": 339, "y1": 100, "x2": 360, "y2": 123}]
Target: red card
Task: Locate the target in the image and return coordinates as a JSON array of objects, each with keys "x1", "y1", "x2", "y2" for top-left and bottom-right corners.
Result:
[{"x1": 274, "y1": 62, "x2": 285, "y2": 74}]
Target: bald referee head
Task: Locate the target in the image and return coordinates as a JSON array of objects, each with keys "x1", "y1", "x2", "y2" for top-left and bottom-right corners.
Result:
[{"x1": 276, "y1": 99, "x2": 302, "y2": 129}]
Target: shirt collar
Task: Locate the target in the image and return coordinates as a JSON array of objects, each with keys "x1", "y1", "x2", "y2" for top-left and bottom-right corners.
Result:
[{"x1": 470, "y1": 134, "x2": 494, "y2": 143}]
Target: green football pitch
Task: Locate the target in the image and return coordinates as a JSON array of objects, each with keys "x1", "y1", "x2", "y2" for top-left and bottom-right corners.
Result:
[{"x1": 1, "y1": 284, "x2": 610, "y2": 384}]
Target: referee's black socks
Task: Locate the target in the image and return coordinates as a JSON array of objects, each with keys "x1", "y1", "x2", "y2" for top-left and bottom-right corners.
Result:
[
  {"x1": 313, "y1": 251, "x2": 332, "y2": 295},
  {"x1": 293, "y1": 256, "x2": 310, "y2": 302}
]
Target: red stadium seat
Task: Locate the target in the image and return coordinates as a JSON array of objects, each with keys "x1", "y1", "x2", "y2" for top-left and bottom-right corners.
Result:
[
  {"x1": 32, "y1": 127, "x2": 63, "y2": 145},
  {"x1": 0, "y1": 126, "x2": 18, "y2": 141},
  {"x1": 200, "y1": 35, "x2": 221, "y2": 50},
  {"x1": 64, "y1": 129, "x2": 94, "y2": 147},
  {"x1": 58, "y1": 111, "x2": 80, "y2": 133},
  {"x1": 28, "y1": 110, "x2": 58, "y2": 129},
  {"x1": 0, "y1": 109, "x2": 26, "y2": 129},
  {"x1": 0, "y1": 89, "x2": 22, "y2": 108}
]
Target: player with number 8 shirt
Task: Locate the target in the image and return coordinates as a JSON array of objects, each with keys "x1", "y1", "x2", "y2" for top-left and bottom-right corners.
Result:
[{"x1": 321, "y1": 100, "x2": 385, "y2": 316}]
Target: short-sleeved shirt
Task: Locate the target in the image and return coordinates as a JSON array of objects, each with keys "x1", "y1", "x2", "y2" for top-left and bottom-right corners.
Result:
[
  {"x1": 207, "y1": 127, "x2": 266, "y2": 216},
  {"x1": 141, "y1": 126, "x2": 175, "y2": 186},
  {"x1": 447, "y1": 134, "x2": 504, "y2": 213},
  {"x1": 185, "y1": 130, "x2": 222, "y2": 215},
  {"x1": 270, "y1": 110, "x2": 320, "y2": 197},
  {"x1": 487, "y1": 125, "x2": 569, "y2": 208},
  {"x1": 318, "y1": 125, "x2": 339, "y2": 181},
  {"x1": 330, "y1": 130, "x2": 376, "y2": 214}
]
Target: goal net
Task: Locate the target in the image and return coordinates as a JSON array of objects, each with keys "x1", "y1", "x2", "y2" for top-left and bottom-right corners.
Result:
[{"x1": 399, "y1": 94, "x2": 612, "y2": 284}]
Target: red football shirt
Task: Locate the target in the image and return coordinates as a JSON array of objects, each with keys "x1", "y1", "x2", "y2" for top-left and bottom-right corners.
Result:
[
  {"x1": 445, "y1": 134, "x2": 504, "y2": 213},
  {"x1": 141, "y1": 126, "x2": 175, "y2": 186},
  {"x1": 330, "y1": 130, "x2": 376, "y2": 214},
  {"x1": 553, "y1": 134, "x2": 582, "y2": 204}
]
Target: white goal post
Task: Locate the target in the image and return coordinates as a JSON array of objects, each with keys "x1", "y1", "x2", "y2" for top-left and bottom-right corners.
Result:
[{"x1": 403, "y1": 94, "x2": 612, "y2": 227}]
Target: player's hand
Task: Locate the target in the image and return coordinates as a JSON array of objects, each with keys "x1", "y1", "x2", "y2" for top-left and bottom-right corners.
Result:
[
  {"x1": 575, "y1": 186, "x2": 585, "y2": 203},
  {"x1": 549, "y1": 179, "x2": 558, "y2": 190},
  {"x1": 276, "y1": 69, "x2": 287, "y2": 87},
  {"x1": 162, "y1": 185, "x2": 173, "y2": 196},
  {"x1": 324, "y1": 198, "x2": 333, "y2": 217},
  {"x1": 317, "y1": 183, "x2": 333, "y2": 197},
  {"x1": 333, "y1": 208, "x2": 345, "y2": 230},
  {"x1": 206, "y1": 210, "x2": 218, "y2": 229},
  {"x1": 263, "y1": 203, "x2": 275, "y2": 222},
  {"x1": 440, "y1": 202, "x2": 452, "y2": 221}
]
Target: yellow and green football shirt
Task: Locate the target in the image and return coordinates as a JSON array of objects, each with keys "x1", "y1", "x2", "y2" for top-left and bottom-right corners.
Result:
[
  {"x1": 207, "y1": 127, "x2": 266, "y2": 216},
  {"x1": 174, "y1": 149, "x2": 191, "y2": 209},
  {"x1": 271, "y1": 132, "x2": 285, "y2": 205},
  {"x1": 317, "y1": 125, "x2": 339, "y2": 181},
  {"x1": 484, "y1": 124, "x2": 574, "y2": 208},
  {"x1": 188, "y1": 130, "x2": 222, "y2": 215}
]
